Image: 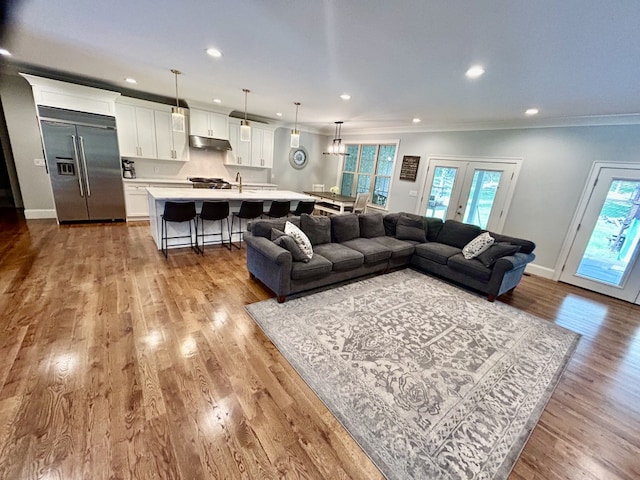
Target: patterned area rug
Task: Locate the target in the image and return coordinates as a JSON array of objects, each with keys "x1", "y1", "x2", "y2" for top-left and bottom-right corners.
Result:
[{"x1": 245, "y1": 269, "x2": 579, "y2": 480}]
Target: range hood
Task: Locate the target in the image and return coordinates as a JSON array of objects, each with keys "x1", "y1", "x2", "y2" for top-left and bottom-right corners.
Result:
[{"x1": 189, "y1": 135, "x2": 232, "y2": 151}]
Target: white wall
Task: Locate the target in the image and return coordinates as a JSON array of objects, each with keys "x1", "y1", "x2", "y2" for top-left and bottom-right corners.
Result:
[{"x1": 340, "y1": 125, "x2": 640, "y2": 275}]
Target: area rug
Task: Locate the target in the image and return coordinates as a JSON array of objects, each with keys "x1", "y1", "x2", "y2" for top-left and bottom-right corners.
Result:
[{"x1": 245, "y1": 269, "x2": 579, "y2": 480}]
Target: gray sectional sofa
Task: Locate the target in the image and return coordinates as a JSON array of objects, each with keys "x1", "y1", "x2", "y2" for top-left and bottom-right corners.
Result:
[{"x1": 244, "y1": 212, "x2": 536, "y2": 303}]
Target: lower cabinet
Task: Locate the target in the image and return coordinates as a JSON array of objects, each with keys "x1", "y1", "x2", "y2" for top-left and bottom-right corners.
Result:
[{"x1": 124, "y1": 182, "x2": 192, "y2": 220}]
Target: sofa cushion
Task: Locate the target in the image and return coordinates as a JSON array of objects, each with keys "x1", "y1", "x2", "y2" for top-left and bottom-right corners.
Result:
[
  {"x1": 395, "y1": 214, "x2": 427, "y2": 242},
  {"x1": 290, "y1": 254, "x2": 333, "y2": 280},
  {"x1": 447, "y1": 253, "x2": 492, "y2": 281},
  {"x1": 490, "y1": 233, "x2": 536, "y2": 254},
  {"x1": 271, "y1": 228, "x2": 309, "y2": 263},
  {"x1": 251, "y1": 217, "x2": 300, "y2": 238},
  {"x1": 462, "y1": 231, "x2": 495, "y2": 259},
  {"x1": 383, "y1": 212, "x2": 401, "y2": 236},
  {"x1": 425, "y1": 217, "x2": 444, "y2": 241},
  {"x1": 284, "y1": 221, "x2": 313, "y2": 260},
  {"x1": 370, "y1": 236, "x2": 415, "y2": 258},
  {"x1": 342, "y1": 238, "x2": 392, "y2": 264},
  {"x1": 359, "y1": 213, "x2": 386, "y2": 238},
  {"x1": 313, "y1": 243, "x2": 364, "y2": 271},
  {"x1": 414, "y1": 242, "x2": 461, "y2": 265},
  {"x1": 436, "y1": 220, "x2": 482, "y2": 249},
  {"x1": 300, "y1": 213, "x2": 331, "y2": 245},
  {"x1": 476, "y1": 242, "x2": 521, "y2": 267},
  {"x1": 331, "y1": 214, "x2": 360, "y2": 242}
]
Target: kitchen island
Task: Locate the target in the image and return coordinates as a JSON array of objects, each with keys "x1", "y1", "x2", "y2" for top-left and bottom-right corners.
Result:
[{"x1": 147, "y1": 188, "x2": 316, "y2": 250}]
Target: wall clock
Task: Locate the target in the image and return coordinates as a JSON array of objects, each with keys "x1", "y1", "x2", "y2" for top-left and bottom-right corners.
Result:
[{"x1": 289, "y1": 146, "x2": 309, "y2": 169}]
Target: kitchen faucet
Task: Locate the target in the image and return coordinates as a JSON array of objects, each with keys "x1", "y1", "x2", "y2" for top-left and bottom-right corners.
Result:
[{"x1": 235, "y1": 172, "x2": 242, "y2": 193}]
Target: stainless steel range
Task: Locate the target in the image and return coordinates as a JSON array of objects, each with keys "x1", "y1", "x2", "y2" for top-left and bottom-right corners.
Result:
[{"x1": 188, "y1": 177, "x2": 232, "y2": 189}]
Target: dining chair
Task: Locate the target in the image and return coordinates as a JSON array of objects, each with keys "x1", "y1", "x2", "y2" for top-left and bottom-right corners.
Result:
[
  {"x1": 352, "y1": 192, "x2": 369, "y2": 214},
  {"x1": 312, "y1": 184, "x2": 325, "y2": 192}
]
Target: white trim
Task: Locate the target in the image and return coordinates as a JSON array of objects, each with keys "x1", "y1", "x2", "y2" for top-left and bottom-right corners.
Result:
[
  {"x1": 24, "y1": 209, "x2": 57, "y2": 219},
  {"x1": 525, "y1": 263, "x2": 555, "y2": 279}
]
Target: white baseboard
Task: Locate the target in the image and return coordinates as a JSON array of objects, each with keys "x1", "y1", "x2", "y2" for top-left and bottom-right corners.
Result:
[
  {"x1": 525, "y1": 262, "x2": 555, "y2": 279},
  {"x1": 24, "y1": 209, "x2": 57, "y2": 219}
]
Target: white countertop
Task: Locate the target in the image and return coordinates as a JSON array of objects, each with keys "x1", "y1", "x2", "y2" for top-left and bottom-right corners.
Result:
[
  {"x1": 146, "y1": 188, "x2": 314, "y2": 201},
  {"x1": 123, "y1": 178, "x2": 278, "y2": 188}
]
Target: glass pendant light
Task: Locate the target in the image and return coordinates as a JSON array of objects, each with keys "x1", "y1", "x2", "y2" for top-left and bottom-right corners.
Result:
[
  {"x1": 290, "y1": 102, "x2": 301, "y2": 148},
  {"x1": 240, "y1": 88, "x2": 251, "y2": 142},
  {"x1": 170, "y1": 69, "x2": 186, "y2": 132},
  {"x1": 323, "y1": 121, "x2": 348, "y2": 156}
]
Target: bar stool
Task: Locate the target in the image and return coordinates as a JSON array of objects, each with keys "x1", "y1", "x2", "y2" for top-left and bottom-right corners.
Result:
[
  {"x1": 229, "y1": 200, "x2": 264, "y2": 249},
  {"x1": 263, "y1": 200, "x2": 290, "y2": 219},
  {"x1": 290, "y1": 200, "x2": 316, "y2": 216},
  {"x1": 161, "y1": 201, "x2": 198, "y2": 259},
  {"x1": 197, "y1": 201, "x2": 230, "y2": 253}
]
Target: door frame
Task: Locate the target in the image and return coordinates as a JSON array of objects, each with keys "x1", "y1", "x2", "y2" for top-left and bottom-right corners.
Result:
[
  {"x1": 417, "y1": 155, "x2": 523, "y2": 232},
  {"x1": 554, "y1": 161, "x2": 640, "y2": 287}
]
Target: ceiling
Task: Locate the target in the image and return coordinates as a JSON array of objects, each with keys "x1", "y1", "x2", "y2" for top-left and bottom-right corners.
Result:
[{"x1": 3, "y1": 0, "x2": 640, "y2": 134}]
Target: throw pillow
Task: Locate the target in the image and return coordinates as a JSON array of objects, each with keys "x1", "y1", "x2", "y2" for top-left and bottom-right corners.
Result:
[
  {"x1": 284, "y1": 221, "x2": 313, "y2": 260},
  {"x1": 462, "y1": 232, "x2": 495, "y2": 259},
  {"x1": 271, "y1": 230, "x2": 310, "y2": 263},
  {"x1": 359, "y1": 213, "x2": 386, "y2": 238},
  {"x1": 300, "y1": 213, "x2": 331, "y2": 245},
  {"x1": 331, "y1": 214, "x2": 360, "y2": 242},
  {"x1": 395, "y1": 214, "x2": 427, "y2": 242},
  {"x1": 476, "y1": 242, "x2": 521, "y2": 267}
]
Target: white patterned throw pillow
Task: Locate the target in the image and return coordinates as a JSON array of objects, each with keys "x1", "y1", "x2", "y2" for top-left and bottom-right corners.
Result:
[
  {"x1": 284, "y1": 221, "x2": 313, "y2": 260},
  {"x1": 462, "y1": 231, "x2": 495, "y2": 260}
]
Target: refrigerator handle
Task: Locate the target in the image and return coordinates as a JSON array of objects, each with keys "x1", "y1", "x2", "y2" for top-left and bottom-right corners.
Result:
[
  {"x1": 78, "y1": 136, "x2": 91, "y2": 197},
  {"x1": 71, "y1": 135, "x2": 84, "y2": 198}
]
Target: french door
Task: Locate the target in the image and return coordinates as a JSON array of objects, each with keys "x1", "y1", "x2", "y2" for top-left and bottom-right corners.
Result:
[
  {"x1": 420, "y1": 158, "x2": 518, "y2": 231},
  {"x1": 559, "y1": 166, "x2": 640, "y2": 304}
]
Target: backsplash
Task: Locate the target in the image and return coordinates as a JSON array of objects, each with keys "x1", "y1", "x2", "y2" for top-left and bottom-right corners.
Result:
[{"x1": 129, "y1": 148, "x2": 270, "y2": 183}]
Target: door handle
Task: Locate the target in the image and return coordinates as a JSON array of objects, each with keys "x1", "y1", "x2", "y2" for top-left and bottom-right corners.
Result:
[
  {"x1": 78, "y1": 136, "x2": 91, "y2": 196},
  {"x1": 71, "y1": 135, "x2": 84, "y2": 197}
]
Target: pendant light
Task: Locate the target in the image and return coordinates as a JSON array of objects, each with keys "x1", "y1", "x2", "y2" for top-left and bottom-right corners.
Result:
[
  {"x1": 170, "y1": 69, "x2": 186, "y2": 133},
  {"x1": 240, "y1": 88, "x2": 251, "y2": 142},
  {"x1": 323, "y1": 121, "x2": 348, "y2": 156},
  {"x1": 290, "y1": 102, "x2": 301, "y2": 148}
]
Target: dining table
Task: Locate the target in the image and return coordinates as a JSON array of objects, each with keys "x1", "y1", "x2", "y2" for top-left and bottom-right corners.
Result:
[{"x1": 303, "y1": 191, "x2": 357, "y2": 214}]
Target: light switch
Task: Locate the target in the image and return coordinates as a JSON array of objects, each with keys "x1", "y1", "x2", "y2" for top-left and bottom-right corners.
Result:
[{"x1": 34, "y1": 158, "x2": 45, "y2": 167}]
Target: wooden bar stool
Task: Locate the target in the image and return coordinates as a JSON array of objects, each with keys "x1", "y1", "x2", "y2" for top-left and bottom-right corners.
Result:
[
  {"x1": 229, "y1": 200, "x2": 263, "y2": 249},
  {"x1": 197, "y1": 201, "x2": 230, "y2": 253},
  {"x1": 161, "y1": 201, "x2": 198, "y2": 258}
]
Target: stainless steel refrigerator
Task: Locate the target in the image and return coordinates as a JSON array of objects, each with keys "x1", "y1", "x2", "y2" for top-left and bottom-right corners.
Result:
[{"x1": 39, "y1": 106, "x2": 126, "y2": 223}]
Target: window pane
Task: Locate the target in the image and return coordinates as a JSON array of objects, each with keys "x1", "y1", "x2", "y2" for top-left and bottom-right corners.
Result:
[
  {"x1": 359, "y1": 146, "x2": 376, "y2": 174},
  {"x1": 376, "y1": 145, "x2": 395, "y2": 176},
  {"x1": 344, "y1": 145, "x2": 359, "y2": 171},
  {"x1": 463, "y1": 170, "x2": 502, "y2": 229},
  {"x1": 426, "y1": 166, "x2": 457, "y2": 219},
  {"x1": 341, "y1": 173, "x2": 354, "y2": 196},
  {"x1": 373, "y1": 176, "x2": 390, "y2": 207},
  {"x1": 356, "y1": 174, "x2": 371, "y2": 194}
]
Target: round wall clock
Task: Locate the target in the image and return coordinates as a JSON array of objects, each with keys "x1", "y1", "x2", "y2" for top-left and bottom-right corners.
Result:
[{"x1": 289, "y1": 147, "x2": 309, "y2": 169}]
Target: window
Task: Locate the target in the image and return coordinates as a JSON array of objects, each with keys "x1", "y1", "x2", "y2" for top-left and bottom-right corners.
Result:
[{"x1": 340, "y1": 143, "x2": 397, "y2": 208}]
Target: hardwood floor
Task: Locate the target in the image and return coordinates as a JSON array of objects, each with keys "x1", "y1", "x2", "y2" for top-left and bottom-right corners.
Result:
[{"x1": 0, "y1": 210, "x2": 638, "y2": 479}]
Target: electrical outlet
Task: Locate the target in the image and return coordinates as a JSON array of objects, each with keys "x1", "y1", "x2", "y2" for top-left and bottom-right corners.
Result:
[
  {"x1": 409, "y1": 190, "x2": 418, "y2": 197},
  {"x1": 154, "y1": 166, "x2": 160, "y2": 174},
  {"x1": 34, "y1": 158, "x2": 45, "y2": 167}
]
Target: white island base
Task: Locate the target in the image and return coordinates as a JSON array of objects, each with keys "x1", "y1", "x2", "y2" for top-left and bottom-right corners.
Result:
[{"x1": 147, "y1": 188, "x2": 317, "y2": 250}]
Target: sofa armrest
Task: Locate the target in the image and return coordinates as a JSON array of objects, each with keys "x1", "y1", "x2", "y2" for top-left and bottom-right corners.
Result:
[
  {"x1": 244, "y1": 233, "x2": 292, "y2": 266},
  {"x1": 487, "y1": 252, "x2": 536, "y2": 298},
  {"x1": 493, "y1": 252, "x2": 535, "y2": 272},
  {"x1": 244, "y1": 232, "x2": 293, "y2": 299}
]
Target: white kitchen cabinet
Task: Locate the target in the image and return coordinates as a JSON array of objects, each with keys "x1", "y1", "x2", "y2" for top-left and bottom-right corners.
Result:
[
  {"x1": 190, "y1": 109, "x2": 228, "y2": 139},
  {"x1": 115, "y1": 104, "x2": 157, "y2": 159},
  {"x1": 124, "y1": 181, "x2": 191, "y2": 220},
  {"x1": 227, "y1": 122, "x2": 251, "y2": 166},
  {"x1": 250, "y1": 127, "x2": 274, "y2": 168},
  {"x1": 154, "y1": 110, "x2": 189, "y2": 161}
]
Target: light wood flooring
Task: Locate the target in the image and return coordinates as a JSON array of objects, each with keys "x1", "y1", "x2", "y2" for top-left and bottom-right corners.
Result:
[{"x1": 0, "y1": 210, "x2": 638, "y2": 479}]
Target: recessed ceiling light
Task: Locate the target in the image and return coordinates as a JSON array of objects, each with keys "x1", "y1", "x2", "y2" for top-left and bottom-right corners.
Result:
[
  {"x1": 276, "y1": 112, "x2": 283, "y2": 117},
  {"x1": 213, "y1": 98, "x2": 222, "y2": 104},
  {"x1": 124, "y1": 78, "x2": 137, "y2": 84},
  {"x1": 206, "y1": 47, "x2": 223, "y2": 58},
  {"x1": 465, "y1": 65, "x2": 485, "y2": 79},
  {"x1": 525, "y1": 108, "x2": 539, "y2": 116},
  {"x1": 412, "y1": 118, "x2": 421, "y2": 123},
  {"x1": 0, "y1": 48, "x2": 11, "y2": 56},
  {"x1": 340, "y1": 93, "x2": 351, "y2": 100}
]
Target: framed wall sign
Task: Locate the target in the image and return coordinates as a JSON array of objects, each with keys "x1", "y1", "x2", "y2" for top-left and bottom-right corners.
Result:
[{"x1": 399, "y1": 155, "x2": 420, "y2": 181}]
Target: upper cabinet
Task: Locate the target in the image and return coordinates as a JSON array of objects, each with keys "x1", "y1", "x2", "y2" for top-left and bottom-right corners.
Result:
[
  {"x1": 190, "y1": 109, "x2": 229, "y2": 139},
  {"x1": 115, "y1": 98, "x2": 189, "y2": 162},
  {"x1": 226, "y1": 118, "x2": 274, "y2": 168}
]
